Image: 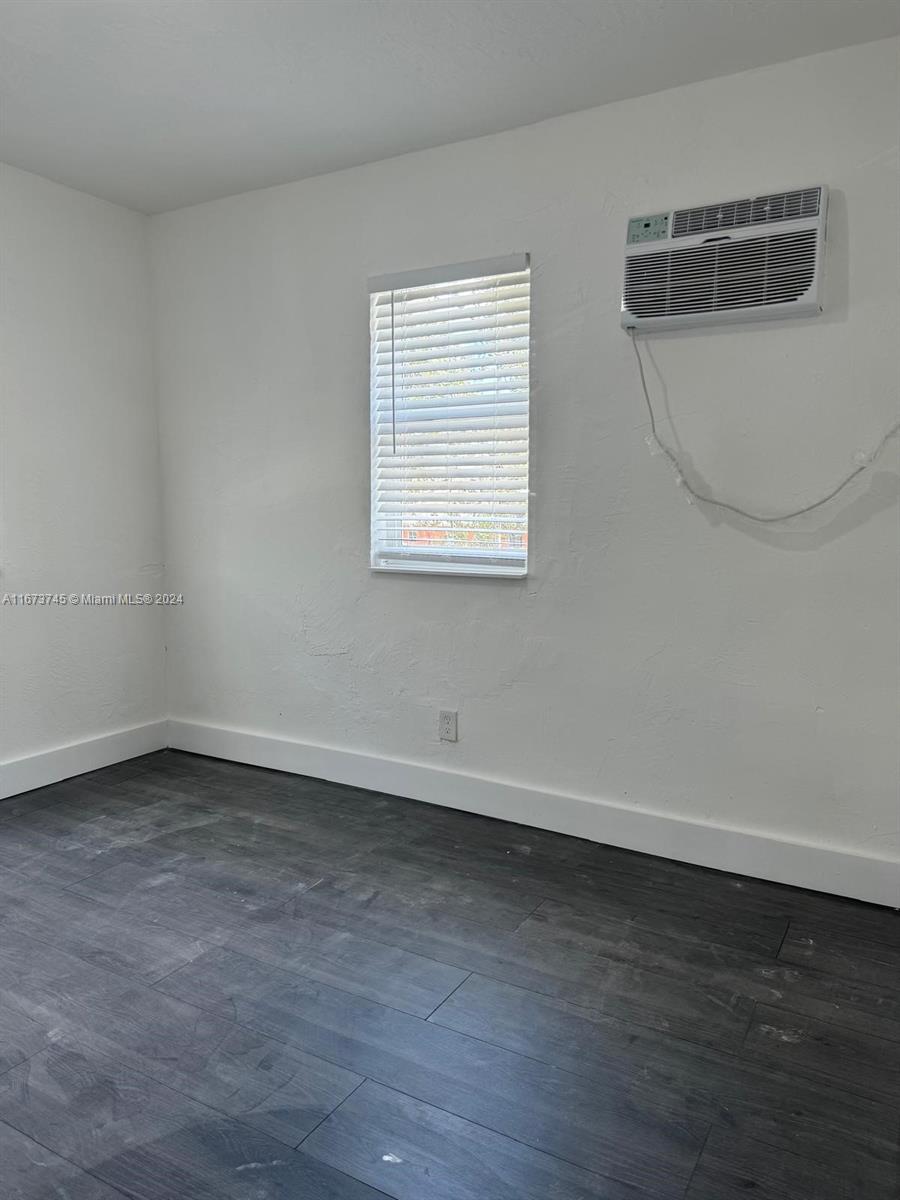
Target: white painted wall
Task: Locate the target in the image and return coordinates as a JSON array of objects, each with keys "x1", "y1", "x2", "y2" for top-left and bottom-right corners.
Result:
[
  {"x1": 0, "y1": 165, "x2": 165, "y2": 767},
  {"x1": 150, "y1": 39, "x2": 900, "y2": 882}
]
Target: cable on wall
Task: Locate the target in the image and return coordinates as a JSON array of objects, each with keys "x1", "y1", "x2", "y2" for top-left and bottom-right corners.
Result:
[{"x1": 629, "y1": 330, "x2": 900, "y2": 523}]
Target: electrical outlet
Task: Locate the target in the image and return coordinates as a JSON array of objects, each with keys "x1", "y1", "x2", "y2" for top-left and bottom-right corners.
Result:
[{"x1": 439, "y1": 709, "x2": 458, "y2": 742}]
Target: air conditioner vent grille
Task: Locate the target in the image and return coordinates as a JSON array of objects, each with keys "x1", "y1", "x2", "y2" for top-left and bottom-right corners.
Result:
[
  {"x1": 671, "y1": 187, "x2": 821, "y2": 238},
  {"x1": 623, "y1": 229, "x2": 818, "y2": 320}
]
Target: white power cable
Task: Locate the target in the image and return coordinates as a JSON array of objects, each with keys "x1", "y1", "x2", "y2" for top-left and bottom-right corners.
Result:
[{"x1": 629, "y1": 329, "x2": 900, "y2": 523}]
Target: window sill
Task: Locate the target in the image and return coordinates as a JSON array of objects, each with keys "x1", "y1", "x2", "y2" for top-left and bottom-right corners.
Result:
[{"x1": 371, "y1": 560, "x2": 527, "y2": 579}]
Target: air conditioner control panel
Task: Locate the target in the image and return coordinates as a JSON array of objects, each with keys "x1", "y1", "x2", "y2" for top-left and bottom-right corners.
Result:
[{"x1": 627, "y1": 212, "x2": 670, "y2": 244}]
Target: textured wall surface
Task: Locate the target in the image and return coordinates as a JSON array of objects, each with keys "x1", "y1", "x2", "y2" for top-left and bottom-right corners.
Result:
[
  {"x1": 0, "y1": 165, "x2": 165, "y2": 761},
  {"x1": 159, "y1": 38, "x2": 894, "y2": 862}
]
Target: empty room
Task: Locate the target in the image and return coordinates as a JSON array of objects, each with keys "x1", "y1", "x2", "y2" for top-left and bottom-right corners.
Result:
[{"x1": 1, "y1": 1, "x2": 899, "y2": 1197}]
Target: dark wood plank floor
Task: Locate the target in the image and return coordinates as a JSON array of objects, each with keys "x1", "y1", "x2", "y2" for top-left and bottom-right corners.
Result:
[{"x1": 0, "y1": 750, "x2": 897, "y2": 1199}]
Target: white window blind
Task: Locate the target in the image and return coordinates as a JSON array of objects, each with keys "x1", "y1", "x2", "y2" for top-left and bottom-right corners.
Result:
[{"x1": 370, "y1": 255, "x2": 530, "y2": 576}]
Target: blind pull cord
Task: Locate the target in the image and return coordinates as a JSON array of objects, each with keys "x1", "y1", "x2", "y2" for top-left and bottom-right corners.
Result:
[{"x1": 391, "y1": 290, "x2": 397, "y2": 455}]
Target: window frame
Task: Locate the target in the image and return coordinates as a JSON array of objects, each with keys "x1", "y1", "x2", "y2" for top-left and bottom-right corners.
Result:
[{"x1": 368, "y1": 254, "x2": 531, "y2": 579}]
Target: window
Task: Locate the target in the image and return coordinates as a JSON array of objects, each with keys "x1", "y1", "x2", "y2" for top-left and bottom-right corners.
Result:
[{"x1": 370, "y1": 254, "x2": 530, "y2": 576}]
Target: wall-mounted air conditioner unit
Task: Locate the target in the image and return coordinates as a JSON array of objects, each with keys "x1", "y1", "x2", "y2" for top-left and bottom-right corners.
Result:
[{"x1": 621, "y1": 186, "x2": 827, "y2": 332}]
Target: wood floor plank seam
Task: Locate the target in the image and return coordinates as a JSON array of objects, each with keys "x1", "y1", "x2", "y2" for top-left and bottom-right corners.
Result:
[
  {"x1": 287, "y1": 891, "x2": 900, "y2": 1045},
  {"x1": 423, "y1": 1004, "x2": 742, "y2": 1081},
  {"x1": 739, "y1": 998, "x2": 760, "y2": 1046},
  {"x1": 747, "y1": 992, "x2": 900, "y2": 1040},
  {"x1": 148, "y1": 958, "x2": 657, "y2": 1108},
  {"x1": 739, "y1": 999, "x2": 900, "y2": 1103},
  {"x1": 299, "y1": 1072, "x2": 664, "y2": 1198},
  {"x1": 773, "y1": 916, "x2": 792, "y2": 960},
  {"x1": 294, "y1": 866, "x2": 545, "y2": 936},
  {"x1": 292, "y1": 1075, "x2": 371, "y2": 1151},
  {"x1": 693, "y1": 1123, "x2": 900, "y2": 1199},
  {"x1": 679, "y1": 1124, "x2": 712, "y2": 1200},
  {"x1": 5, "y1": 1038, "x2": 358, "y2": 1158},
  {"x1": 0, "y1": 1044, "x2": 46, "y2": 1085},
  {"x1": 424, "y1": 970, "x2": 473, "y2": 1021},
  {"x1": 0, "y1": 798, "x2": 67, "y2": 826},
  {"x1": 783, "y1": 914, "x2": 900, "y2": 955},
  {"x1": 690, "y1": 1126, "x2": 900, "y2": 1200},
  {"x1": 0, "y1": 912, "x2": 220, "y2": 991},
  {"x1": 777, "y1": 921, "x2": 900, "y2": 988},
  {"x1": 278, "y1": 893, "x2": 605, "y2": 979},
  {"x1": 290, "y1": 884, "x2": 818, "y2": 1026},
  {"x1": 423, "y1": 964, "x2": 755, "y2": 1056},
  {"x1": 425, "y1": 969, "x2": 776, "y2": 1078},
  {"x1": 528, "y1": 897, "x2": 787, "y2": 962},
  {"x1": 0, "y1": 1115, "x2": 135, "y2": 1200},
  {"x1": 143, "y1": 940, "x2": 220, "y2": 987},
  {"x1": 146, "y1": 956, "x2": 705, "y2": 1189},
  {"x1": 0, "y1": 1060, "x2": 399, "y2": 1200},
  {"x1": 61, "y1": 877, "x2": 467, "y2": 1019},
  {"x1": 27, "y1": 1040, "x2": 314, "y2": 1151},
  {"x1": 0, "y1": 936, "x2": 375, "y2": 1152},
  {"x1": 509, "y1": 893, "x2": 551, "y2": 933},
  {"x1": 425, "y1": 992, "x2": 900, "y2": 1123}
]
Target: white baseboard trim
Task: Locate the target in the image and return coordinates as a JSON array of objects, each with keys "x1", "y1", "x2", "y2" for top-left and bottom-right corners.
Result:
[
  {"x1": 0, "y1": 721, "x2": 168, "y2": 800},
  {"x1": 4, "y1": 717, "x2": 894, "y2": 908},
  {"x1": 167, "y1": 719, "x2": 899, "y2": 909}
]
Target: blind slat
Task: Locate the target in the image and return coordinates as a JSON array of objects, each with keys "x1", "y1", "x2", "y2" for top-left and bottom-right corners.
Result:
[
  {"x1": 378, "y1": 352, "x2": 530, "y2": 369},
  {"x1": 372, "y1": 302, "x2": 531, "y2": 331},
  {"x1": 375, "y1": 402, "x2": 527, "y2": 420},
  {"x1": 372, "y1": 282, "x2": 530, "y2": 314},
  {"x1": 376, "y1": 373, "x2": 528, "y2": 392}
]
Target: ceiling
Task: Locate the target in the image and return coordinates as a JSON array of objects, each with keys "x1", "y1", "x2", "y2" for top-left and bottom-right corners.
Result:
[{"x1": 1, "y1": 0, "x2": 898, "y2": 214}]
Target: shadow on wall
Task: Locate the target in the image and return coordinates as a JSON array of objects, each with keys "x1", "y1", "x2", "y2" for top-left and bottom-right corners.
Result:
[{"x1": 677, "y1": 464, "x2": 898, "y2": 552}]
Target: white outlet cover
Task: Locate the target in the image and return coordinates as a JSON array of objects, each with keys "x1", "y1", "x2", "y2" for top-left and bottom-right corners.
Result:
[{"x1": 439, "y1": 710, "x2": 458, "y2": 742}]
